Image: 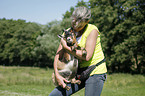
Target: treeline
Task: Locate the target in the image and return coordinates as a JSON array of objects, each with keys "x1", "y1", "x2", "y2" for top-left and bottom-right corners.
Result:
[
  {"x1": 0, "y1": 0, "x2": 144, "y2": 73},
  {"x1": 0, "y1": 18, "x2": 71, "y2": 67}
]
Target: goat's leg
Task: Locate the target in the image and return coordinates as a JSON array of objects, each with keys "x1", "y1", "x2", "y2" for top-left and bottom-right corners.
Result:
[
  {"x1": 65, "y1": 85, "x2": 71, "y2": 91},
  {"x1": 71, "y1": 78, "x2": 81, "y2": 85},
  {"x1": 71, "y1": 43, "x2": 79, "y2": 51}
]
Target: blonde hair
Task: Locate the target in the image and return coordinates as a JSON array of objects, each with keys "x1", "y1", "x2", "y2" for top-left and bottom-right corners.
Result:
[{"x1": 72, "y1": 6, "x2": 91, "y2": 21}]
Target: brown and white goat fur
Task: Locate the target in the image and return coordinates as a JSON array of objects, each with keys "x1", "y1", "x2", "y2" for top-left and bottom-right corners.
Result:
[{"x1": 52, "y1": 28, "x2": 86, "y2": 90}]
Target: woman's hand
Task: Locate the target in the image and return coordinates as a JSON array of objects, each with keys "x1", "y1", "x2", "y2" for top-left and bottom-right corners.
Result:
[
  {"x1": 56, "y1": 74, "x2": 70, "y2": 88},
  {"x1": 60, "y1": 38, "x2": 86, "y2": 60},
  {"x1": 60, "y1": 38, "x2": 71, "y2": 51},
  {"x1": 60, "y1": 38, "x2": 67, "y2": 48}
]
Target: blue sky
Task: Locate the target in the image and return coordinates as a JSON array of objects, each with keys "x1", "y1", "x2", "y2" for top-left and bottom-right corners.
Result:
[{"x1": 0, "y1": 0, "x2": 89, "y2": 25}]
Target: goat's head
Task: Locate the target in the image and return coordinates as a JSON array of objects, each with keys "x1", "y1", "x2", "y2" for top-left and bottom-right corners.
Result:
[{"x1": 58, "y1": 28, "x2": 76, "y2": 46}]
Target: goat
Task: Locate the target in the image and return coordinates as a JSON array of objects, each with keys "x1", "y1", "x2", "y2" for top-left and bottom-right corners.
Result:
[{"x1": 52, "y1": 28, "x2": 86, "y2": 90}]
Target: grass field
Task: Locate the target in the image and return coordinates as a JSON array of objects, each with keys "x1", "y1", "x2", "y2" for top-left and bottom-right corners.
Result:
[{"x1": 0, "y1": 66, "x2": 145, "y2": 96}]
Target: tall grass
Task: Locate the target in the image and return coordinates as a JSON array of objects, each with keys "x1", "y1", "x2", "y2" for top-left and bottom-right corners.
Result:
[
  {"x1": 0, "y1": 66, "x2": 54, "y2": 96},
  {"x1": 0, "y1": 66, "x2": 145, "y2": 96},
  {"x1": 102, "y1": 73, "x2": 145, "y2": 96}
]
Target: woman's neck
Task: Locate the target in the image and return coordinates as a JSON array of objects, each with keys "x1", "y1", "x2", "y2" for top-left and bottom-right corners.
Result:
[{"x1": 77, "y1": 24, "x2": 87, "y2": 37}]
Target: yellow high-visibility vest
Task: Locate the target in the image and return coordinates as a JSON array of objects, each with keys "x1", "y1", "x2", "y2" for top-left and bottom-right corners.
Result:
[{"x1": 78, "y1": 24, "x2": 107, "y2": 75}]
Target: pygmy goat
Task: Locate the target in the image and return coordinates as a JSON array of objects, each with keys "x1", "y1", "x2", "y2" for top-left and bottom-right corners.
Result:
[{"x1": 52, "y1": 28, "x2": 86, "y2": 90}]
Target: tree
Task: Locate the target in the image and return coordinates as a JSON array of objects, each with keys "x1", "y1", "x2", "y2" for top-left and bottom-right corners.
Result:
[
  {"x1": 62, "y1": 0, "x2": 145, "y2": 73},
  {"x1": 0, "y1": 18, "x2": 41, "y2": 66},
  {"x1": 34, "y1": 19, "x2": 72, "y2": 67},
  {"x1": 63, "y1": 0, "x2": 88, "y2": 19},
  {"x1": 89, "y1": 0, "x2": 145, "y2": 73}
]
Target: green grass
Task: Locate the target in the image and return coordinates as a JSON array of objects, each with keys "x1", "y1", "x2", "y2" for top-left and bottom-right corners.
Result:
[
  {"x1": 0, "y1": 66, "x2": 145, "y2": 96},
  {"x1": 102, "y1": 74, "x2": 145, "y2": 96}
]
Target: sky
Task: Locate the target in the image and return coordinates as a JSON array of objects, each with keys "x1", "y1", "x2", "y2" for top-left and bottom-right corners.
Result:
[{"x1": 0, "y1": 0, "x2": 89, "y2": 25}]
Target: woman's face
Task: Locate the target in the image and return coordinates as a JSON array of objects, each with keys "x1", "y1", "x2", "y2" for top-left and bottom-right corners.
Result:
[{"x1": 71, "y1": 17, "x2": 88, "y2": 32}]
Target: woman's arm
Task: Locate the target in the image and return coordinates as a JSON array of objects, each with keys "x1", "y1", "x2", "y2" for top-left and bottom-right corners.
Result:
[
  {"x1": 53, "y1": 43, "x2": 70, "y2": 88},
  {"x1": 61, "y1": 29, "x2": 98, "y2": 61}
]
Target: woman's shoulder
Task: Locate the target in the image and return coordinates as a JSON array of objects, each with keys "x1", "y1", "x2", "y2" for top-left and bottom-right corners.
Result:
[{"x1": 87, "y1": 24, "x2": 98, "y2": 30}]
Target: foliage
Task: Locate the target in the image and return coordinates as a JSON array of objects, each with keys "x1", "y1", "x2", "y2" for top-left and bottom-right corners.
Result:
[
  {"x1": 63, "y1": 0, "x2": 89, "y2": 19},
  {"x1": 34, "y1": 18, "x2": 72, "y2": 67},
  {"x1": 0, "y1": 18, "x2": 72, "y2": 67},
  {"x1": 62, "y1": 0, "x2": 145, "y2": 73},
  {"x1": 88, "y1": 0, "x2": 145, "y2": 73},
  {"x1": 0, "y1": 18, "x2": 41, "y2": 66},
  {"x1": 0, "y1": 0, "x2": 144, "y2": 73}
]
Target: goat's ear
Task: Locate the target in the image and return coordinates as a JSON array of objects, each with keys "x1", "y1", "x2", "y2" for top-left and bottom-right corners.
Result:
[{"x1": 57, "y1": 35, "x2": 64, "y2": 38}]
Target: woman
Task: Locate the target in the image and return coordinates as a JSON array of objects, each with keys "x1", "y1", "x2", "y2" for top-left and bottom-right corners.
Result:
[{"x1": 49, "y1": 6, "x2": 107, "y2": 96}]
